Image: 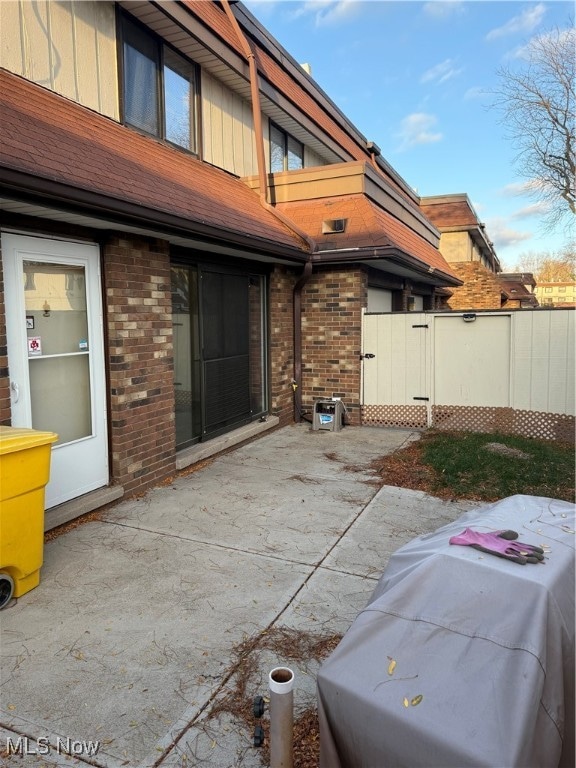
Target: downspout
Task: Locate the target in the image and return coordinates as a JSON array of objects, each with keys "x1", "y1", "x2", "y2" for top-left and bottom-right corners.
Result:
[{"x1": 222, "y1": 0, "x2": 316, "y2": 422}]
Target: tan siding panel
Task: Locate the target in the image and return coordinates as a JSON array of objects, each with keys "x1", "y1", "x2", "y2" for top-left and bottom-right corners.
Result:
[
  {"x1": 49, "y1": 1, "x2": 78, "y2": 100},
  {"x1": 0, "y1": 1, "x2": 24, "y2": 74},
  {"x1": 72, "y1": 1, "x2": 100, "y2": 110},
  {"x1": 21, "y1": 0, "x2": 52, "y2": 86},
  {"x1": 220, "y1": 83, "x2": 235, "y2": 172},
  {"x1": 94, "y1": 1, "x2": 118, "y2": 119},
  {"x1": 201, "y1": 70, "x2": 256, "y2": 175},
  {"x1": 3, "y1": 1, "x2": 117, "y2": 119},
  {"x1": 304, "y1": 146, "x2": 325, "y2": 168}
]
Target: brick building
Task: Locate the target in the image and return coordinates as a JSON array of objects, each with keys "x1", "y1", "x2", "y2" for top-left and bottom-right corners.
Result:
[
  {"x1": 535, "y1": 282, "x2": 576, "y2": 307},
  {"x1": 1, "y1": 0, "x2": 460, "y2": 528},
  {"x1": 420, "y1": 193, "x2": 538, "y2": 310}
]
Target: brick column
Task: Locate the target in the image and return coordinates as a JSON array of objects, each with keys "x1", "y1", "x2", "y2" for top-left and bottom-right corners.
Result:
[
  {"x1": 300, "y1": 267, "x2": 366, "y2": 425},
  {"x1": 269, "y1": 266, "x2": 297, "y2": 425},
  {"x1": 103, "y1": 235, "x2": 176, "y2": 495}
]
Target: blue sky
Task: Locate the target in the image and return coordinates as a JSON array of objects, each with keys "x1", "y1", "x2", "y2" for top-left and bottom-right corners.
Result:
[{"x1": 244, "y1": 0, "x2": 573, "y2": 269}]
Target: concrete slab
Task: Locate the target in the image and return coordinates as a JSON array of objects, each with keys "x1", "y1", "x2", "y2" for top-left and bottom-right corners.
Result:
[
  {"x1": 0, "y1": 424, "x2": 484, "y2": 768},
  {"x1": 107, "y1": 462, "x2": 374, "y2": 566},
  {"x1": 1, "y1": 523, "x2": 312, "y2": 766},
  {"x1": 322, "y1": 485, "x2": 482, "y2": 578}
]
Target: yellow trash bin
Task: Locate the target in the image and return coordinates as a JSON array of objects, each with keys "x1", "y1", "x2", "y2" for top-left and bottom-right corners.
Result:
[{"x1": 0, "y1": 426, "x2": 58, "y2": 608}]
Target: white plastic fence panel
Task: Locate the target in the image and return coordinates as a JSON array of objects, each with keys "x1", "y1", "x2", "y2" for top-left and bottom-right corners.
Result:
[
  {"x1": 512, "y1": 310, "x2": 575, "y2": 415},
  {"x1": 434, "y1": 315, "x2": 511, "y2": 407},
  {"x1": 363, "y1": 313, "x2": 427, "y2": 405}
]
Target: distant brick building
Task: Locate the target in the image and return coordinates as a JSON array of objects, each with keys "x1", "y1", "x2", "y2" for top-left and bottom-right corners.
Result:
[
  {"x1": 420, "y1": 194, "x2": 538, "y2": 310},
  {"x1": 535, "y1": 282, "x2": 576, "y2": 307}
]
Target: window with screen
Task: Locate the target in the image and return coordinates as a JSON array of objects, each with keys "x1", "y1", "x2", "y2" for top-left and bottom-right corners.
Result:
[
  {"x1": 121, "y1": 13, "x2": 198, "y2": 154},
  {"x1": 270, "y1": 122, "x2": 303, "y2": 172}
]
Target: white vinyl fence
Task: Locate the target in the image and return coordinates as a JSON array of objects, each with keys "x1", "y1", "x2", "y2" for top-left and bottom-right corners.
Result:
[{"x1": 362, "y1": 309, "x2": 575, "y2": 441}]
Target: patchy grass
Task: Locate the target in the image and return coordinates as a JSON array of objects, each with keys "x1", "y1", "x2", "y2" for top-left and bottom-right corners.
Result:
[{"x1": 371, "y1": 430, "x2": 575, "y2": 503}]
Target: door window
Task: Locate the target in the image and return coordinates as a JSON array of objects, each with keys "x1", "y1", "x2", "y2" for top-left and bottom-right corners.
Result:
[{"x1": 24, "y1": 262, "x2": 92, "y2": 444}]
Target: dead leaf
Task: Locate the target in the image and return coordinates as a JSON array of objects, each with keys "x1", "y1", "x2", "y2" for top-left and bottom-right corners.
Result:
[
  {"x1": 403, "y1": 697, "x2": 409, "y2": 708},
  {"x1": 387, "y1": 659, "x2": 397, "y2": 676},
  {"x1": 411, "y1": 695, "x2": 423, "y2": 707}
]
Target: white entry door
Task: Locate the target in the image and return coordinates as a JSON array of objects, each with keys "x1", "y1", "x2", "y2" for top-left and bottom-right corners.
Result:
[{"x1": 2, "y1": 234, "x2": 108, "y2": 508}]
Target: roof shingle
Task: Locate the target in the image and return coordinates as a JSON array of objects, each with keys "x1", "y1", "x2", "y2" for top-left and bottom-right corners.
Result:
[
  {"x1": 0, "y1": 70, "x2": 306, "y2": 252},
  {"x1": 277, "y1": 195, "x2": 459, "y2": 280}
]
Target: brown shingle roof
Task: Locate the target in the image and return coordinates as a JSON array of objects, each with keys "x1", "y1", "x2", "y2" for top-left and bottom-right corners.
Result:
[
  {"x1": 0, "y1": 70, "x2": 307, "y2": 253},
  {"x1": 184, "y1": 0, "x2": 415, "y2": 205},
  {"x1": 277, "y1": 195, "x2": 460, "y2": 280},
  {"x1": 420, "y1": 200, "x2": 478, "y2": 228}
]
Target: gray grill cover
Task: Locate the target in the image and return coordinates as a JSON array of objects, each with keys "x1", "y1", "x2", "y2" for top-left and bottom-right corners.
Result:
[{"x1": 318, "y1": 495, "x2": 575, "y2": 768}]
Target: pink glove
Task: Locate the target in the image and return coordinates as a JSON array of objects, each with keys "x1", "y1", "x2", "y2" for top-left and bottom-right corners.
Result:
[{"x1": 449, "y1": 528, "x2": 545, "y2": 565}]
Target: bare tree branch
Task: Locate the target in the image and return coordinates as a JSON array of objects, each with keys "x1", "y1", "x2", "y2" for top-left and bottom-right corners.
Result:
[{"x1": 491, "y1": 24, "x2": 576, "y2": 230}]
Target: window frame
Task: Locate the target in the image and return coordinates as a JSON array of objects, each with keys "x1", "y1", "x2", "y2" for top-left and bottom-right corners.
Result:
[
  {"x1": 118, "y1": 10, "x2": 200, "y2": 155},
  {"x1": 269, "y1": 121, "x2": 304, "y2": 172}
]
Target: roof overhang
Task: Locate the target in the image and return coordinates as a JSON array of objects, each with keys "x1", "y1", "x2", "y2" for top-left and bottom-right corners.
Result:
[
  {"x1": 311, "y1": 246, "x2": 463, "y2": 287},
  {"x1": 0, "y1": 169, "x2": 309, "y2": 265}
]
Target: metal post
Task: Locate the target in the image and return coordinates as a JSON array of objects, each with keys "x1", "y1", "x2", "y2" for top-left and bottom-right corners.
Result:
[{"x1": 269, "y1": 666, "x2": 294, "y2": 768}]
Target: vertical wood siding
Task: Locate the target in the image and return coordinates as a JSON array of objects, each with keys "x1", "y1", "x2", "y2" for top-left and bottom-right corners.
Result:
[
  {"x1": 0, "y1": 0, "x2": 118, "y2": 119},
  {"x1": 201, "y1": 70, "x2": 257, "y2": 177}
]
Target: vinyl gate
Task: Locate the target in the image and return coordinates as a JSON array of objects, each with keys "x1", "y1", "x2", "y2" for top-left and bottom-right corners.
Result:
[{"x1": 362, "y1": 309, "x2": 575, "y2": 442}]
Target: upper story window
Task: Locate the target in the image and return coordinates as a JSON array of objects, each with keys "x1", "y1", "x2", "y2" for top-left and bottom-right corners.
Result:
[
  {"x1": 270, "y1": 123, "x2": 303, "y2": 172},
  {"x1": 121, "y1": 13, "x2": 198, "y2": 153}
]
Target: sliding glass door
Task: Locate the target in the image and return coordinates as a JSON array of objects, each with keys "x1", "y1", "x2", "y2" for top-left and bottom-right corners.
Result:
[{"x1": 171, "y1": 263, "x2": 267, "y2": 449}]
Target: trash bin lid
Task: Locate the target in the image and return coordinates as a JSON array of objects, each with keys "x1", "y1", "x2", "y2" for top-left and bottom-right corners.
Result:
[{"x1": 0, "y1": 426, "x2": 58, "y2": 455}]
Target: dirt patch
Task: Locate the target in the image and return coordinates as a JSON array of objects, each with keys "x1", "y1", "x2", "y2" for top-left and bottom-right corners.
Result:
[
  {"x1": 368, "y1": 440, "x2": 458, "y2": 498},
  {"x1": 483, "y1": 442, "x2": 531, "y2": 460}
]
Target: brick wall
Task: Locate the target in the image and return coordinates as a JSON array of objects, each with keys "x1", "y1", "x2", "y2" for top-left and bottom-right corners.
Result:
[
  {"x1": 0, "y1": 250, "x2": 10, "y2": 425},
  {"x1": 301, "y1": 267, "x2": 366, "y2": 425},
  {"x1": 103, "y1": 235, "x2": 176, "y2": 495},
  {"x1": 269, "y1": 266, "x2": 297, "y2": 425},
  {"x1": 446, "y1": 262, "x2": 503, "y2": 310}
]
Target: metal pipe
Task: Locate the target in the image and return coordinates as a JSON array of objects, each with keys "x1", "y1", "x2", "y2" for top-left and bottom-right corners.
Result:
[
  {"x1": 222, "y1": 0, "x2": 316, "y2": 422},
  {"x1": 269, "y1": 666, "x2": 294, "y2": 768}
]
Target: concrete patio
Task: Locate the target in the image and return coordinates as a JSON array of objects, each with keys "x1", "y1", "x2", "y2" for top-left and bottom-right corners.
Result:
[{"x1": 0, "y1": 424, "x2": 481, "y2": 768}]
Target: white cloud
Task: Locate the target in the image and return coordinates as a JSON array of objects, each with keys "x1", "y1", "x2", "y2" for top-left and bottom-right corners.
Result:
[
  {"x1": 396, "y1": 113, "x2": 443, "y2": 150},
  {"x1": 288, "y1": 0, "x2": 361, "y2": 26},
  {"x1": 486, "y1": 3, "x2": 546, "y2": 42},
  {"x1": 463, "y1": 86, "x2": 485, "y2": 100},
  {"x1": 485, "y1": 217, "x2": 533, "y2": 249},
  {"x1": 510, "y1": 202, "x2": 551, "y2": 220},
  {"x1": 423, "y1": 1, "x2": 465, "y2": 19},
  {"x1": 511, "y1": 26, "x2": 576, "y2": 60},
  {"x1": 421, "y1": 58, "x2": 463, "y2": 85},
  {"x1": 500, "y1": 179, "x2": 543, "y2": 197}
]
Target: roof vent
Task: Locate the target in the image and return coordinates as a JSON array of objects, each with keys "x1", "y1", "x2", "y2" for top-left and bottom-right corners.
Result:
[{"x1": 322, "y1": 218, "x2": 347, "y2": 234}]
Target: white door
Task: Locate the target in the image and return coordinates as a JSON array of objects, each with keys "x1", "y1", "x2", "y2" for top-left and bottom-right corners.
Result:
[{"x1": 2, "y1": 234, "x2": 108, "y2": 508}]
